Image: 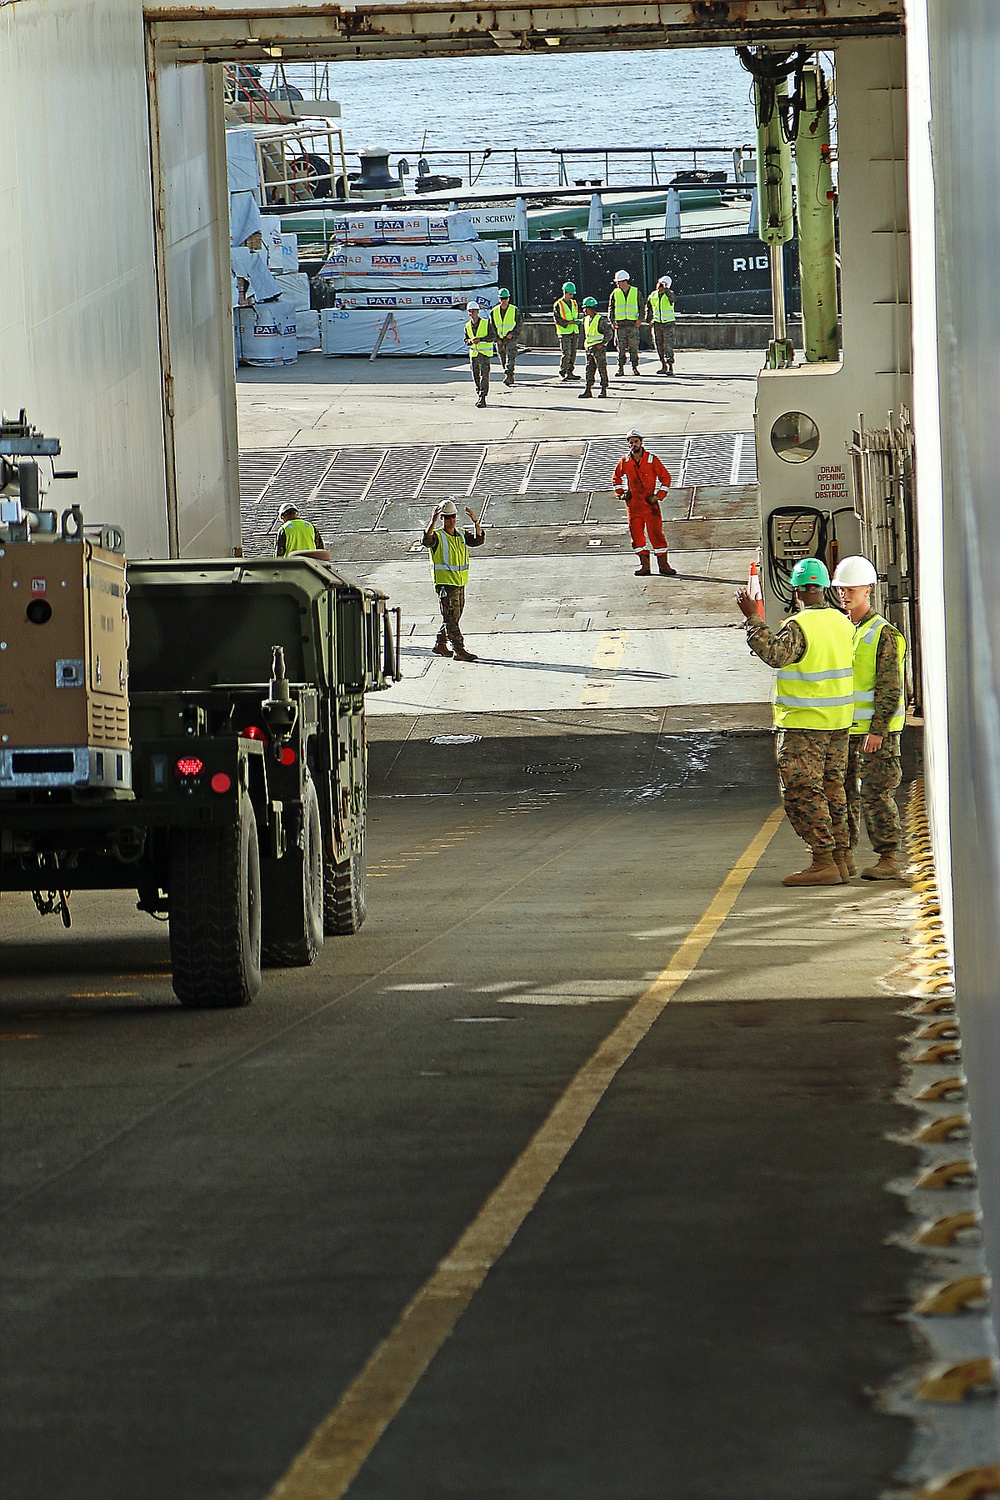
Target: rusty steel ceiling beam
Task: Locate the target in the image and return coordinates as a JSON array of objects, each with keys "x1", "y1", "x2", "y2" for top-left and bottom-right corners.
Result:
[{"x1": 147, "y1": 2, "x2": 904, "y2": 63}]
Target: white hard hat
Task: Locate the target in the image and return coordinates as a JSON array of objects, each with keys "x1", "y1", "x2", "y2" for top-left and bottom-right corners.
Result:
[
  {"x1": 659, "y1": 275, "x2": 672, "y2": 288},
  {"x1": 466, "y1": 301, "x2": 480, "y2": 312},
  {"x1": 832, "y1": 555, "x2": 877, "y2": 587},
  {"x1": 439, "y1": 501, "x2": 458, "y2": 516},
  {"x1": 278, "y1": 502, "x2": 297, "y2": 516},
  {"x1": 626, "y1": 428, "x2": 642, "y2": 439},
  {"x1": 614, "y1": 269, "x2": 630, "y2": 281}
]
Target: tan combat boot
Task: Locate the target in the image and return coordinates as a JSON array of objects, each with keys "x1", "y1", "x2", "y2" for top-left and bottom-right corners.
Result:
[
  {"x1": 783, "y1": 854, "x2": 844, "y2": 887},
  {"x1": 834, "y1": 851, "x2": 852, "y2": 882},
  {"x1": 861, "y1": 852, "x2": 901, "y2": 881}
]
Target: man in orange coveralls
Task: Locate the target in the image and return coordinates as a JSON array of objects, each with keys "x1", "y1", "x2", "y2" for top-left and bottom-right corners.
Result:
[{"x1": 612, "y1": 428, "x2": 678, "y2": 576}]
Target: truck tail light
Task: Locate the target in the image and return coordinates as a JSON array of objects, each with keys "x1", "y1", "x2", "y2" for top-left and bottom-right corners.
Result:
[
  {"x1": 279, "y1": 746, "x2": 297, "y2": 767},
  {"x1": 242, "y1": 725, "x2": 267, "y2": 742},
  {"x1": 175, "y1": 757, "x2": 204, "y2": 779},
  {"x1": 210, "y1": 772, "x2": 232, "y2": 795}
]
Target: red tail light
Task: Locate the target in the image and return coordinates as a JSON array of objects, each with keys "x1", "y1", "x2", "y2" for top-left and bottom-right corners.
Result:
[
  {"x1": 210, "y1": 772, "x2": 232, "y2": 795},
  {"x1": 242, "y1": 725, "x2": 267, "y2": 742},
  {"x1": 279, "y1": 746, "x2": 297, "y2": 767},
  {"x1": 175, "y1": 757, "x2": 204, "y2": 779}
]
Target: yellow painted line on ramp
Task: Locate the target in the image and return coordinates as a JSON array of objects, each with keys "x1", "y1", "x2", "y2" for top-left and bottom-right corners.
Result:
[
  {"x1": 578, "y1": 630, "x2": 629, "y2": 709},
  {"x1": 267, "y1": 805, "x2": 785, "y2": 1500}
]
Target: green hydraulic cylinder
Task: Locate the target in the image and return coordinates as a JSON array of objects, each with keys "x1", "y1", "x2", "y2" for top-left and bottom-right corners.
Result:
[
  {"x1": 795, "y1": 64, "x2": 839, "y2": 361},
  {"x1": 755, "y1": 76, "x2": 795, "y2": 368}
]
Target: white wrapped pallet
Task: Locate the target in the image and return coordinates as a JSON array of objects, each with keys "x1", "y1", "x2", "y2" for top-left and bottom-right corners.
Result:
[
  {"x1": 321, "y1": 306, "x2": 468, "y2": 357},
  {"x1": 225, "y1": 129, "x2": 260, "y2": 197},
  {"x1": 325, "y1": 209, "x2": 477, "y2": 245},
  {"x1": 333, "y1": 288, "x2": 498, "y2": 311},
  {"x1": 272, "y1": 271, "x2": 311, "y2": 313},
  {"x1": 238, "y1": 300, "x2": 299, "y2": 365},
  {"x1": 260, "y1": 220, "x2": 299, "y2": 271},
  {"x1": 317, "y1": 239, "x2": 499, "y2": 289},
  {"x1": 296, "y1": 309, "x2": 321, "y2": 351}
]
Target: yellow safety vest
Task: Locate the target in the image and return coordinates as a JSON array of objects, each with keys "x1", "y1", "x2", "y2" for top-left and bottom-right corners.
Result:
[
  {"x1": 648, "y1": 292, "x2": 676, "y2": 324},
  {"x1": 281, "y1": 518, "x2": 318, "y2": 554},
  {"x1": 612, "y1": 285, "x2": 639, "y2": 321},
  {"x1": 465, "y1": 319, "x2": 494, "y2": 358},
  {"x1": 584, "y1": 314, "x2": 606, "y2": 348},
  {"x1": 773, "y1": 608, "x2": 856, "y2": 730},
  {"x1": 554, "y1": 297, "x2": 579, "y2": 334},
  {"x1": 491, "y1": 304, "x2": 517, "y2": 336},
  {"x1": 850, "y1": 614, "x2": 906, "y2": 734},
  {"x1": 430, "y1": 528, "x2": 470, "y2": 587}
]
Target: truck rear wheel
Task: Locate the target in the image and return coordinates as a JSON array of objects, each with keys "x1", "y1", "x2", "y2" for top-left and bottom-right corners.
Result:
[
  {"x1": 261, "y1": 773, "x2": 325, "y2": 967},
  {"x1": 324, "y1": 836, "x2": 367, "y2": 935},
  {"x1": 169, "y1": 791, "x2": 263, "y2": 1008}
]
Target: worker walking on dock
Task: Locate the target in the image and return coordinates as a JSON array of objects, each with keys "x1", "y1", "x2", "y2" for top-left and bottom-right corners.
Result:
[
  {"x1": 736, "y1": 558, "x2": 855, "y2": 886},
  {"x1": 423, "y1": 501, "x2": 485, "y2": 662},
  {"x1": 275, "y1": 503, "x2": 329, "y2": 561},
  {"x1": 610, "y1": 270, "x2": 642, "y2": 376},
  {"x1": 613, "y1": 429, "x2": 676, "y2": 576},
  {"x1": 490, "y1": 289, "x2": 522, "y2": 387},
  {"x1": 648, "y1": 275, "x2": 677, "y2": 375},
  {"x1": 832, "y1": 555, "x2": 907, "y2": 880},
  {"x1": 553, "y1": 282, "x2": 581, "y2": 381},
  {"x1": 578, "y1": 298, "x2": 613, "y2": 398},
  {"x1": 464, "y1": 302, "x2": 494, "y2": 408}
]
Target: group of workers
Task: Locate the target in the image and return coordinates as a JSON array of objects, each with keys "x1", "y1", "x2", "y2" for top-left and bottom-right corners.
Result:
[
  {"x1": 274, "y1": 453, "x2": 906, "y2": 893},
  {"x1": 737, "y1": 554, "x2": 906, "y2": 886},
  {"x1": 463, "y1": 269, "x2": 676, "y2": 405}
]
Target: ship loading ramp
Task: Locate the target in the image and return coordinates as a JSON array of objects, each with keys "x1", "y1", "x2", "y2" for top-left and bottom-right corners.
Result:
[{"x1": 3, "y1": 1, "x2": 999, "y2": 1497}]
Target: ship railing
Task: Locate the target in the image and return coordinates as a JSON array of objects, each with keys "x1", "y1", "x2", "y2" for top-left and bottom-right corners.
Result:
[{"x1": 395, "y1": 144, "x2": 754, "y2": 193}]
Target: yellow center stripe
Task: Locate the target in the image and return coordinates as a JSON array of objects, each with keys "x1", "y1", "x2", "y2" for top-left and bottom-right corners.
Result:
[
  {"x1": 578, "y1": 630, "x2": 629, "y2": 709},
  {"x1": 267, "y1": 805, "x2": 784, "y2": 1500}
]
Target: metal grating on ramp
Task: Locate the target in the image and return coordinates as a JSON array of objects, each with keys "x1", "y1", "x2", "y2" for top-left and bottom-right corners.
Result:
[{"x1": 239, "y1": 432, "x2": 755, "y2": 515}]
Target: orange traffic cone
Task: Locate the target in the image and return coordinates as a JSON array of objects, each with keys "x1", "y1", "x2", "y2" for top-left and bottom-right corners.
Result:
[{"x1": 748, "y1": 561, "x2": 765, "y2": 618}]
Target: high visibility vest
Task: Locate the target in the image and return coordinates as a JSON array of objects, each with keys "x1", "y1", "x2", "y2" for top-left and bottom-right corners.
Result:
[
  {"x1": 281, "y1": 518, "x2": 318, "y2": 554},
  {"x1": 612, "y1": 285, "x2": 639, "y2": 321},
  {"x1": 584, "y1": 314, "x2": 606, "y2": 348},
  {"x1": 430, "y1": 528, "x2": 470, "y2": 587},
  {"x1": 491, "y1": 303, "x2": 517, "y2": 336},
  {"x1": 850, "y1": 614, "x2": 906, "y2": 734},
  {"x1": 554, "y1": 297, "x2": 579, "y2": 334},
  {"x1": 465, "y1": 319, "x2": 494, "y2": 358},
  {"x1": 648, "y1": 292, "x2": 676, "y2": 324},
  {"x1": 773, "y1": 608, "x2": 856, "y2": 730}
]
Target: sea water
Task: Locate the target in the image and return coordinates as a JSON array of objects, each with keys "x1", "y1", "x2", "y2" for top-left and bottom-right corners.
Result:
[{"x1": 279, "y1": 48, "x2": 771, "y2": 187}]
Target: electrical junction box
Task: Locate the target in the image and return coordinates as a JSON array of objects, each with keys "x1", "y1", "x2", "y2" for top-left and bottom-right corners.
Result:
[{"x1": 0, "y1": 538, "x2": 131, "y2": 792}]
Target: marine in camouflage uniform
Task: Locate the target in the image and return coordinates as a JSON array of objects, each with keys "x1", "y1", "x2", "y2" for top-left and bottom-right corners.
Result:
[
  {"x1": 746, "y1": 614, "x2": 851, "y2": 856},
  {"x1": 422, "y1": 502, "x2": 486, "y2": 661},
  {"x1": 846, "y1": 610, "x2": 904, "y2": 860}
]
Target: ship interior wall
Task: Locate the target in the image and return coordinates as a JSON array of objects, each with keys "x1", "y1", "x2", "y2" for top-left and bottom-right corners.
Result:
[
  {"x1": 0, "y1": 0, "x2": 170, "y2": 558},
  {"x1": 907, "y1": 0, "x2": 1000, "y2": 1342}
]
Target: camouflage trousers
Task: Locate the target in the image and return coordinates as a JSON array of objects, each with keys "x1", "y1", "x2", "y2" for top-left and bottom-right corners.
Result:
[
  {"x1": 435, "y1": 584, "x2": 467, "y2": 650},
  {"x1": 615, "y1": 321, "x2": 640, "y2": 372},
  {"x1": 846, "y1": 734, "x2": 902, "y2": 852},
  {"x1": 470, "y1": 355, "x2": 490, "y2": 397},
  {"x1": 496, "y1": 336, "x2": 518, "y2": 381},
  {"x1": 776, "y1": 727, "x2": 850, "y2": 855},
  {"x1": 652, "y1": 322, "x2": 675, "y2": 368},
  {"x1": 558, "y1": 332, "x2": 579, "y2": 377},
  {"x1": 584, "y1": 344, "x2": 609, "y2": 392}
]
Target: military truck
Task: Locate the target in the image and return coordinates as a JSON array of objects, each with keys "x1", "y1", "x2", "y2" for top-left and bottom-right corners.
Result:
[{"x1": 0, "y1": 418, "x2": 399, "y2": 1008}]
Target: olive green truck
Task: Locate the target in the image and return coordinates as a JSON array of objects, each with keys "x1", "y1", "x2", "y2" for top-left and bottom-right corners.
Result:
[{"x1": 0, "y1": 533, "x2": 400, "y2": 1008}]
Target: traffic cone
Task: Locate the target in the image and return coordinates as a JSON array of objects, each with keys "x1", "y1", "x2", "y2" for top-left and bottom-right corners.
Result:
[{"x1": 748, "y1": 561, "x2": 765, "y2": 618}]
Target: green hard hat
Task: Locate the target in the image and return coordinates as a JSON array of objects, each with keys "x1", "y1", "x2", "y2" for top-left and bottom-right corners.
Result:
[
  {"x1": 582, "y1": 297, "x2": 598, "y2": 308},
  {"x1": 789, "y1": 556, "x2": 831, "y2": 589},
  {"x1": 497, "y1": 287, "x2": 510, "y2": 298},
  {"x1": 562, "y1": 281, "x2": 576, "y2": 293}
]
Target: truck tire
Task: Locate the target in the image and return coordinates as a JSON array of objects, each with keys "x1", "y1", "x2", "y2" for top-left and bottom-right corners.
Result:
[
  {"x1": 324, "y1": 837, "x2": 367, "y2": 935},
  {"x1": 169, "y1": 791, "x2": 263, "y2": 1008},
  {"x1": 260, "y1": 773, "x2": 325, "y2": 967}
]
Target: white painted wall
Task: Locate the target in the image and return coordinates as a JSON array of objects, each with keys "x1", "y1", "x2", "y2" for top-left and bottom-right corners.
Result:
[
  {"x1": 907, "y1": 0, "x2": 1000, "y2": 1344},
  {"x1": 0, "y1": 0, "x2": 169, "y2": 557},
  {"x1": 755, "y1": 37, "x2": 911, "y2": 630},
  {"x1": 0, "y1": 0, "x2": 238, "y2": 561},
  {"x1": 148, "y1": 56, "x2": 240, "y2": 556}
]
